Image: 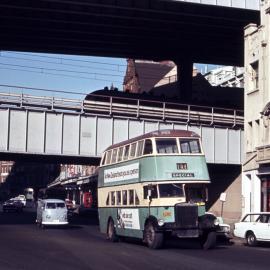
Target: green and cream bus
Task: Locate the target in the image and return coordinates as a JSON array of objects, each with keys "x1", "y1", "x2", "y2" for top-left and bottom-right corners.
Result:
[{"x1": 98, "y1": 129, "x2": 217, "y2": 249}]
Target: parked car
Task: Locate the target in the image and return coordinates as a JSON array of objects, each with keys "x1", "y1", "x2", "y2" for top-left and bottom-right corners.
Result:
[
  {"x1": 2, "y1": 199, "x2": 24, "y2": 213},
  {"x1": 36, "y1": 199, "x2": 69, "y2": 228},
  {"x1": 14, "y1": 195, "x2": 26, "y2": 206},
  {"x1": 206, "y1": 212, "x2": 231, "y2": 240},
  {"x1": 234, "y1": 212, "x2": 270, "y2": 246}
]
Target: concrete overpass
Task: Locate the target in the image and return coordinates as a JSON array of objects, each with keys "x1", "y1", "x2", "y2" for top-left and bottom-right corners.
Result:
[
  {"x1": 0, "y1": 90, "x2": 243, "y2": 165},
  {"x1": 0, "y1": 0, "x2": 260, "y2": 66}
]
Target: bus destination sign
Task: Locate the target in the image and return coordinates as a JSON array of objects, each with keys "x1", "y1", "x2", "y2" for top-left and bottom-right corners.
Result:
[{"x1": 172, "y1": 172, "x2": 195, "y2": 178}]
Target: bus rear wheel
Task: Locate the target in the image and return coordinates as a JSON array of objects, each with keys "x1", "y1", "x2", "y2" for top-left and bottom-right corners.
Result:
[
  {"x1": 107, "y1": 219, "x2": 118, "y2": 242},
  {"x1": 144, "y1": 221, "x2": 164, "y2": 249}
]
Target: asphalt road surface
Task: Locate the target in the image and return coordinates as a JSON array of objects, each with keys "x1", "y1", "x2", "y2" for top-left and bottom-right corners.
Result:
[{"x1": 0, "y1": 207, "x2": 269, "y2": 270}]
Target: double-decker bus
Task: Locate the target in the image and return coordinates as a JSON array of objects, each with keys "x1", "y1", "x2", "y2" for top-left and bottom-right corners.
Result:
[{"x1": 98, "y1": 129, "x2": 217, "y2": 249}]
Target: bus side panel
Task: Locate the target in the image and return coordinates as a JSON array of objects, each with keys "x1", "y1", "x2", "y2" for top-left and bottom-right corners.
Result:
[{"x1": 98, "y1": 208, "x2": 118, "y2": 234}]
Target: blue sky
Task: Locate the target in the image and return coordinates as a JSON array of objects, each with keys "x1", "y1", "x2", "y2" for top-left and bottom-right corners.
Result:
[
  {"x1": 0, "y1": 51, "x2": 220, "y2": 100},
  {"x1": 0, "y1": 51, "x2": 127, "y2": 99}
]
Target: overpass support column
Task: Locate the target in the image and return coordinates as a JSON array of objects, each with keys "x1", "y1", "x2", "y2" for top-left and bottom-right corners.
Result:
[{"x1": 176, "y1": 59, "x2": 193, "y2": 102}]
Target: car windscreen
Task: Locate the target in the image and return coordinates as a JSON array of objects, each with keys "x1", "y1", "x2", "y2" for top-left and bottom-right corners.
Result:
[
  {"x1": 185, "y1": 184, "x2": 207, "y2": 203},
  {"x1": 158, "y1": 183, "x2": 184, "y2": 198},
  {"x1": 46, "y1": 202, "x2": 65, "y2": 209}
]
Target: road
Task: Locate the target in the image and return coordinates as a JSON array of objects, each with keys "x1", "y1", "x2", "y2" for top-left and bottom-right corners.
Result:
[{"x1": 0, "y1": 207, "x2": 269, "y2": 270}]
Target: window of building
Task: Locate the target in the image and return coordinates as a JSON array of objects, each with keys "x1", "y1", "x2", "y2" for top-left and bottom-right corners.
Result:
[{"x1": 251, "y1": 61, "x2": 259, "y2": 90}]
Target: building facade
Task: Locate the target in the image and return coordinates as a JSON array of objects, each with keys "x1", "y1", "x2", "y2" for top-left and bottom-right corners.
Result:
[
  {"x1": 0, "y1": 161, "x2": 14, "y2": 184},
  {"x1": 243, "y1": 0, "x2": 270, "y2": 214}
]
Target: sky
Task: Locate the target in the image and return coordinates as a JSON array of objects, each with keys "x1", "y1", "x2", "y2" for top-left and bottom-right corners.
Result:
[
  {"x1": 0, "y1": 51, "x2": 220, "y2": 100},
  {"x1": 0, "y1": 51, "x2": 127, "y2": 99}
]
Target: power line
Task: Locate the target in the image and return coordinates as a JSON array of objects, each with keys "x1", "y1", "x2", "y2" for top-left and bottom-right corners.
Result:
[
  {"x1": 0, "y1": 62, "x2": 175, "y2": 82},
  {"x1": 0, "y1": 84, "x2": 90, "y2": 96},
  {"x1": 0, "y1": 66, "x2": 123, "y2": 84},
  {"x1": 0, "y1": 54, "x2": 126, "y2": 73},
  {"x1": 1, "y1": 51, "x2": 127, "y2": 67},
  {"x1": 0, "y1": 62, "x2": 124, "y2": 78}
]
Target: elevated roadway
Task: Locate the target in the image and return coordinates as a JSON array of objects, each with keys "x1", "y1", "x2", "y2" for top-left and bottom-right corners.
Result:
[
  {"x1": 0, "y1": 0, "x2": 260, "y2": 65},
  {"x1": 0, "y1": 90, "x2": 243, "y2": 165}
]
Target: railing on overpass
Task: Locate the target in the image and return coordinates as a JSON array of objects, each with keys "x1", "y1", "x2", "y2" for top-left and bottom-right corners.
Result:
[{"x1": 0, "y1": 92, "x2": 243, "y2": 128}]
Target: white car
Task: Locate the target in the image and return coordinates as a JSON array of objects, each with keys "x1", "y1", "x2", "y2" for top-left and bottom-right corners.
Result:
[
  {"x1": 13, "y1": 195, "x2": 26, "y2": 206},
  {"x1": 206, "y1": 213, "x2": 231, "y2": 239},
  {"x1": 234, "y1": 212, "x2": 270, "y2": 246}
]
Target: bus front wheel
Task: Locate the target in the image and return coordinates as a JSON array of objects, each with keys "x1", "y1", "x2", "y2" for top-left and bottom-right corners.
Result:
[
  {"x1": 200, "y1": 231, "x2": 216, "y2": 250},
  {"x1": 144, "y1": 221, "x2": 164, "y2": 249},
  {"x1": 107, "y1": 219, "x2": 118, "y2": 242}
]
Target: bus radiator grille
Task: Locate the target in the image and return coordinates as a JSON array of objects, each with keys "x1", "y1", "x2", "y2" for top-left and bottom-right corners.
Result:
[{"x1": 174, "y1": 204, "x2": 198, "y2": 228}]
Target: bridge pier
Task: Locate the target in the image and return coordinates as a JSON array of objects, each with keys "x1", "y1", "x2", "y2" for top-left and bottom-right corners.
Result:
[{"x1": 176, "y1": 58, "x2": 193, "y2": 102}]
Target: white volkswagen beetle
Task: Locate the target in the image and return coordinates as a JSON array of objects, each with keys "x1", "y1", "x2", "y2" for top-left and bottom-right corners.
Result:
[{"x1": 36, "y1": 199, "x2": 69, "y2": 228}]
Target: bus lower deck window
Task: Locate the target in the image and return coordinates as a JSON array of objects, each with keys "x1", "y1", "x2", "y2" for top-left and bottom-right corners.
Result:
[
  {"x1": 122, "y1": 190, "x2": 127, "y2": 205},
  {"x1": 111, "y1": 191, "x2": 115, "y2": 205},
  {"x1": 129, "y1": 190, "x2": 134, "y2": 205},
  {"x1": 116, "y1": 191, "x2": 121, "y2": 205}
]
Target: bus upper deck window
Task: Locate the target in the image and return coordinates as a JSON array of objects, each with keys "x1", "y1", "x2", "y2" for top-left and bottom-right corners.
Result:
[
  {"x1": 156, "y1": 138, "x2": 178, "y2": 154},
  {"x1": 123, "y1": 145, "x2": 130, "y2": 161},
  {"x1": 129, "y1": 142, "x2": 137, "y2": 159},
  {"x1": 106, "y1": 150, "x2": 112, "y2": 164},
  {"x1": 136, "y1": 140, "x2": 144, "y2": 157},
  {"x1": 101, "y1": 152, "x2": 107, "y2": 165},
  {"x1": 180, "y1": 139, "x2": 201, "y2": 154},
  {"x1": 111, "y1": 148, "x2": 118, "y2": 163},
  {"x1": 117, "y1": 147, "x2": 124, "y2": 162},
  {"x1": 143, "y1": 139, "x2": 153, "y2": 155}
]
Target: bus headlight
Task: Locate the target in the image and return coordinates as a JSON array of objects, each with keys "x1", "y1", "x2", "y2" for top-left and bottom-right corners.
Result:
[
  {"x1": 214, "y1": 218, "x2": 219, "y2": 226},
  {"x1": 158, "y1": 219, "x2": 165, "y2": 226},
  {"x1": 46, "y1": 215, "x2": 51, "y2": 219}
]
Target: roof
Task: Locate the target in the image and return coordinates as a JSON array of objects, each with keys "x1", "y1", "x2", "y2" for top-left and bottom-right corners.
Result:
[
  {"x1": 106, "y1": 129, "x2": 199, "y2": 151},
  {"x1": 134, "y1": 61, "x2": 175, "y2": 93}
]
